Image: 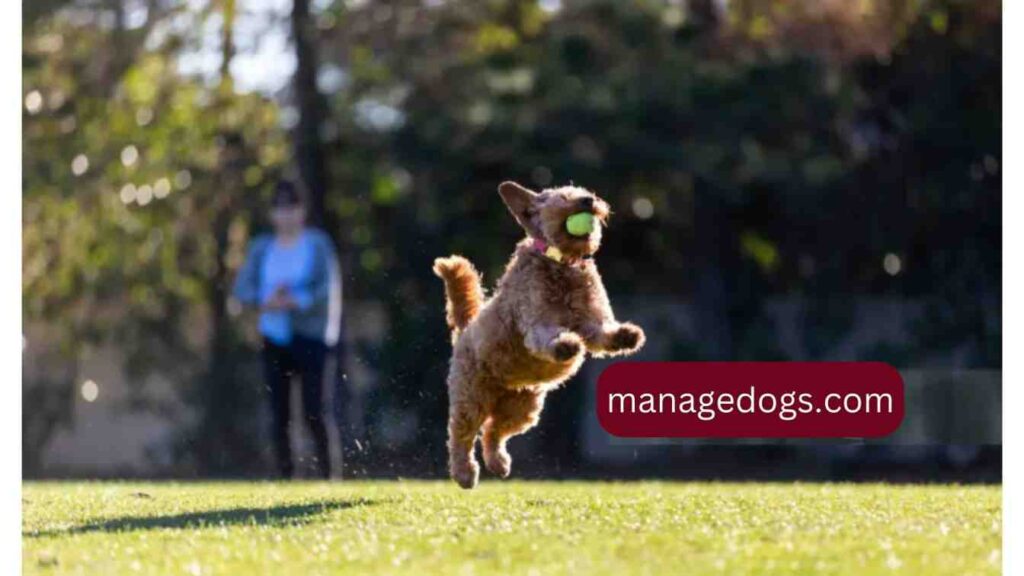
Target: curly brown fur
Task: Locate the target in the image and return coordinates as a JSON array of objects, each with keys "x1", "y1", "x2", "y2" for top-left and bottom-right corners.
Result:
[
  {"x1": 434, "y1": 181, "x2": 646, "y2": 489},
  {"x1": 432, "y1": 256, "x2": 484, "y2": 338}
]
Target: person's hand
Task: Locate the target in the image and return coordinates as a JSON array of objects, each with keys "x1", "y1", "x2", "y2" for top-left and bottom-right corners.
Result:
[{"x1": 263, "y1": 286, "x2": 297, "y2": 311}]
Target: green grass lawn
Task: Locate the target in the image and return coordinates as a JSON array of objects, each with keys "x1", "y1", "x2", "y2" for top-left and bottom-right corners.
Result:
[{"x1": 23, "y1": 481, "x2": 1001, "y2": 575}]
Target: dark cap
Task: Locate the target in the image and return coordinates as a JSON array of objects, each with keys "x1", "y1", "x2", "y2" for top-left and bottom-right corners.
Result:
[{"x1": 271, "y1": 180, "x2": 304, "y2": 207}]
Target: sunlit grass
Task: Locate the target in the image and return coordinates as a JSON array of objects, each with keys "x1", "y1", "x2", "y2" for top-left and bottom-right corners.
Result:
[{"x1": 23, "y1": 481, "x2": 1000, "y2": 575}]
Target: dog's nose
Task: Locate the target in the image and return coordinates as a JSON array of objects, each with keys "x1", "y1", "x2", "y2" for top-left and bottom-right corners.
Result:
[{"x1": 578, "y1": 196, "x2": 594, "y2": 211}]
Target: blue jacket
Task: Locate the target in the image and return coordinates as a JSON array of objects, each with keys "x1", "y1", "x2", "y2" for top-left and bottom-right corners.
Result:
[{"x1": 232, "y1": 228, "x2": 342, "y2": 345}]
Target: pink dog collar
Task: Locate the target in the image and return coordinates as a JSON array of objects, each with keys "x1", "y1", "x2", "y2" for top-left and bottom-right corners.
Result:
[{"x1": 532, "y1": 238, "x2": 564, "y2": 263}]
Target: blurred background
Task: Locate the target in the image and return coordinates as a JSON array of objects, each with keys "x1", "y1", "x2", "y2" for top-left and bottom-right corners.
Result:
[{"x1": 23, "y1": 0, "x2": 1000, "y2": 481}]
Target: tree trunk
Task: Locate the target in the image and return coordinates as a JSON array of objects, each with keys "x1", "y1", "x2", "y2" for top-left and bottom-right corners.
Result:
[
  {"x1": 193, "y1": 0, "x2": 257, "y2": 475},
  {"x1": 291, "y1": 0, "x2": 330, "y2": 230},
  {"x1": 291, "y1": 0, "x2": 353, "y2": 476},
  {"x1": 220, "y1": 0, "x2": 235, "y2": 82}
]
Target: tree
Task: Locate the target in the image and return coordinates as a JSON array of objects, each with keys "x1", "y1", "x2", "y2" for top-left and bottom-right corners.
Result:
[
  {"x1": 23, "y1": 0, "x2": 289, "y2": 474},
  {"x1": 291, "y1": 0, "x2": 331, "y2": 228},
  {"x1": 24, "y1": 0, "x2": 1001, "y2": 476},
  {"x1": 308, "y1": 0, "x2": 1000, "y2": 469}
]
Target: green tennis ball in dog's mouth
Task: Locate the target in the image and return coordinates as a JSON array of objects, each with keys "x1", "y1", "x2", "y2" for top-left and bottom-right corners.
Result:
[{"x1": 565, "y1": 212, "x2": 595, "y2": 236}]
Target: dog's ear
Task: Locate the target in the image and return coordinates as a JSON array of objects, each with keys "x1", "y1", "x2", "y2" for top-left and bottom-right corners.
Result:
[{"x1": 498, "y1": 181, "x2": 543, "y2": 239}]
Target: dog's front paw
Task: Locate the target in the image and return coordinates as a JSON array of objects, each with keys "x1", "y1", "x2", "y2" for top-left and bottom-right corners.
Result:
[
  {"x1": 609, "y1": 323, "x2": 645, "y2": 354},
  {"x1": 551, "y1": 332, "x2": 584, "y2": 362}
]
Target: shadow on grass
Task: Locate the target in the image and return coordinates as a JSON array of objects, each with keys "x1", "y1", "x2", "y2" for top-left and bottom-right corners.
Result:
[{"x1": 26, "y1": 498, "x2": 377, "y2": 538}]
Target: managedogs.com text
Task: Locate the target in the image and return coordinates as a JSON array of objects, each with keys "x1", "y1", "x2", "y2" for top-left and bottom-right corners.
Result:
[{"x1": 605, "y1": 387, "x2": 895, "y2": 422}]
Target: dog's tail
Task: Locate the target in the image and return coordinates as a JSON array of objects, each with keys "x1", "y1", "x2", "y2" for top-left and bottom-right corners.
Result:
[{"x1": 433, "y1": 256, "x2": 484, "y2": 335}]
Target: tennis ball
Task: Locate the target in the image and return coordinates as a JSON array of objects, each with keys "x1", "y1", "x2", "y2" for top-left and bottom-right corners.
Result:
[{"x1": 565, "y1": 212, "x2": 595, "y2": 236}]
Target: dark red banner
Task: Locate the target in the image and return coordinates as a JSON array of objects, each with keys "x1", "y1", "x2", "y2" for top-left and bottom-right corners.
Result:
[{"x1": 596, "y1": 362, "x2": 904, "y2": 438}]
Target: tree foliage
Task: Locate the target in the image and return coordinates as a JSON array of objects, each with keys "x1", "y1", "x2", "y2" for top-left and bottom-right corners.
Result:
[
  {"x1": 23, "y1": 1, "x2": 288, "y2": 473},
  {"x1": 23, "y1": 0, "x2": 1001, "y2": 474}
]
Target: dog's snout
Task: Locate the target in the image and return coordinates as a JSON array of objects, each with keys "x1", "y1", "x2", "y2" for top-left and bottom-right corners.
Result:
[{"x1": 578, "y1": 196, "x2": 594, "y2": 211}]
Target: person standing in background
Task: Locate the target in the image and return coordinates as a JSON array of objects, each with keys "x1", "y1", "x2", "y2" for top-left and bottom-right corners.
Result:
[{"x1": 232, "y1": 180, "x2": 342, "y2": 479}]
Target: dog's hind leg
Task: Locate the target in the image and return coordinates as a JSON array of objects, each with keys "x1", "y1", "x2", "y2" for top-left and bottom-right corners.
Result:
[
  {"x1": 448, "y1": 400, "x2": 485, "y2": 489},
  {"x1": 482, "y1": 390, "x2": 546, "y2": 478},
  {"x1": 447, "y1": 367, "x2": 487, "y2": 489}
]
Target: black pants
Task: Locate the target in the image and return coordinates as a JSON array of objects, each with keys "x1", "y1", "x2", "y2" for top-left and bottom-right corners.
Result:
[{"x1": 261, "y1": 336, "x2": 330, "y2": 479}]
